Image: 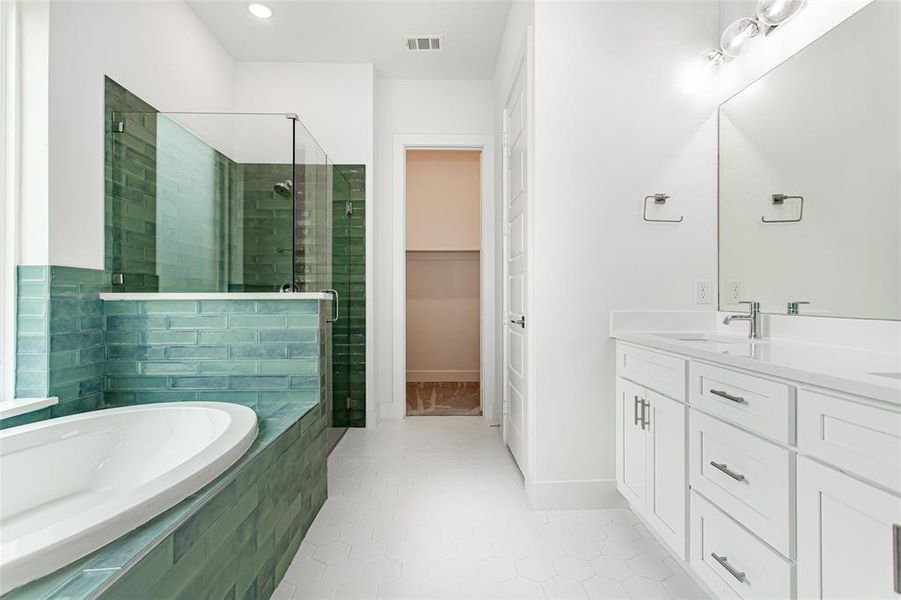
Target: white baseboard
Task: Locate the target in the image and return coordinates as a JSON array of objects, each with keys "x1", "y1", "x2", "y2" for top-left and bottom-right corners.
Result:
[
  {"x1": 526, "y1": 478, "x2": 626, "y2": 510},
  {"x1": 406, "y1": 370, "x2": 480, "y2": 382}
]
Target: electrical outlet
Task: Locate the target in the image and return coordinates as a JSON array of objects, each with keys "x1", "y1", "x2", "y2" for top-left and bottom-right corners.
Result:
[
  {"x1": 694, "y1": 280, "x2": 713, "y2": 304},
  {"x1": 723, "y1": 280, "x2": 743, "y2": 306}
]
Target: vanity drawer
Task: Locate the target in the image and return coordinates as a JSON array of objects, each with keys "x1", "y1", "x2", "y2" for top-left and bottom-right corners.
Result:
[
  {"x1": 689, "y1": 410, "x2": 792, "y2": 557},
  {"x1": 797, "y1": 388, "x2": 901, "y2": 493},
  {"x1": 690, "y1": 362, "x2": 793, "y2": 443},
  {"x1": 690, "y1": 491, "x2": 793, "y2": 600},
  {"x1": 616, "y1": 343, "x2": 686, "y2": 401}
]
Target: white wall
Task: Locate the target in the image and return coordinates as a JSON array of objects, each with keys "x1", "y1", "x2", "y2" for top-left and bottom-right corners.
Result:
[
  {"x1": 373, "y1": 78, "x2": 495, "y2": 420},
  {"x1": 17, "y1": 1, "x2": 50, "y2": 266},
  {"x1": 45, "y1": 0, "x2": 235, "y2": 269},
  {"x1": 528, "y1": 0, "x2": 720, "y2": 508},
  {"x1": 233, "y1": 61, "x2": 374, "y2": 166}
]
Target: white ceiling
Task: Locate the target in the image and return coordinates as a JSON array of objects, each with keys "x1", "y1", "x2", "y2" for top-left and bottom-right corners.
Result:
[{"x1": 186, "y1": 0, "x2": 513, "y2": 79}]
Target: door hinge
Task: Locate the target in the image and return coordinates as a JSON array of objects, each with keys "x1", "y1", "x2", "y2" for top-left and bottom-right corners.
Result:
[{"x1": 345, "y1": 201, "x2": 353, "y2": 216}]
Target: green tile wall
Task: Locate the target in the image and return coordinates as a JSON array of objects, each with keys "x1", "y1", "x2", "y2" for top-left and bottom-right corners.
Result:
[
  {"x1": 8, "y1": 266, "x2": 105, "y2": 429},
  {"x1": 2, "y1": 394, "x2": 327, "y2": 600},
  {"x1": 99, "y1": 403, "x2": 327, "y2": 600},
  {"x1": 105, "y1": 77, "x2": 159, "y2": 292},
  {"x1": 104, "y1": 299, "x2": 324, "y2": 410},
  {"x1": 332, "y1": 165, "x2": 366, "y2": 427},
  {"x1": 241, "y1": 164, "x2": 294, "y2": 291},
  {"x1": 155, "y1": 115, "x2": 234, "y2": 292}
]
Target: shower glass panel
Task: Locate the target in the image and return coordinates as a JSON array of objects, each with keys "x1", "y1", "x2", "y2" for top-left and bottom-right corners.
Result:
[{"x1": 106, "y1": 109, "x2": 331, "y2": 293}]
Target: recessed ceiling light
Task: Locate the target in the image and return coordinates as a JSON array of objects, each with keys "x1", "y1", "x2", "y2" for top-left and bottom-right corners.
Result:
[{"x1": 248, "y1": 3, "x2": 273, "y2": 19}]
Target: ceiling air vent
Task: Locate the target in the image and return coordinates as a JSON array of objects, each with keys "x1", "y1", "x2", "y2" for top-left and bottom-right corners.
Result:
[{"x1": 404, "y1": 35, "x2": 443, "y2": 51}]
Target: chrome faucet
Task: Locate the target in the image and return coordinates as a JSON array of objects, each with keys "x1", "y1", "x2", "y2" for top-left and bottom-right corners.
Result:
[{"x1": 723, "y1": 301, "x2": 761, "y2": 340}]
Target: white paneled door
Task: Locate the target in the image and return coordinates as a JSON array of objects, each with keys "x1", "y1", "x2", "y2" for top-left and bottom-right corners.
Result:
[{"x1": 503, "y1": 53, "x2": 528, "y2": 475}]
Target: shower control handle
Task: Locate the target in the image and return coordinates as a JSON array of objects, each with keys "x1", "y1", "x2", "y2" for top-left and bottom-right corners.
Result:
[{"x1": 322, "y1": 289, "x2": 339, "y2": 323}]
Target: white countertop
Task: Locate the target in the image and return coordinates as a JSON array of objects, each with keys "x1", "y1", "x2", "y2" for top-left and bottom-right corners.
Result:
[
  {"x1": 100, "y1": 292, "x2": 332, "y2": 301},
  {"x1": 611, "y1": 329, "x2": 901, "y2": 406}
]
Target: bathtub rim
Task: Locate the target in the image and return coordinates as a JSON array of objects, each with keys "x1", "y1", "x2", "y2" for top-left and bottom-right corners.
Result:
[
  {"x1": 87, "y1": 399, "x2": 317, "y2": 599},
  {"x1": 0, "y1": 401, "x2": 259, "y2": 596}
]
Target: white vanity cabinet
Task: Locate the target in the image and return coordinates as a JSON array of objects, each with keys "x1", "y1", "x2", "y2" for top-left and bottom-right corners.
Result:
[
  {"x1": 615, "y1": 344, "x2": 687, "y2": 559},
  {"x1": 613, "y1": 336, "x2": 901, "y2": 600}
]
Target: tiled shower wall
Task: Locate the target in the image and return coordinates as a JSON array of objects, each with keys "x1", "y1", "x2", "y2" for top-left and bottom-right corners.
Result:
[
  {"x1": 8, "y1": 264, "x2": 326, "y2": 430},
  {"x1": 332, "y1": 165, "x2": 366, "y2": 427},
  {"x1": 105, "y1": 77, "x2": 296, "y2": 293},
  {"x1": 10, "y1": 267, "x2": 105, "y2": 428},
  {"x1": 241, "y1": 163, "x2": 294, "y2": 291},
  {"x1": 104, "y1": 298, "x2": 324, "y2": 413}
]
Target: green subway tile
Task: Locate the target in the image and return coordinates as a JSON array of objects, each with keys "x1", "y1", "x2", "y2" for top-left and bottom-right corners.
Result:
[
  {"x1": 198, "y1": 361, "x2": 258, "y2": 374},
  {"x1": 141, "y1": 301, "x2": 199, "y2": 314},
  {"x1": 107, "y1": 376, "x2": 168, "y2": 390},
  {"x1": 256, "y1": 301, "x2": 317, "y2": 314},
  {"x1": 199, "y1": 301, "x2": 256, "y2": 314},
  {"x1": 168, "y1": 315, "x2": 227, "y2": 329},
  {"x1": 199, "y1": 330, "x2": 257, "y2": 344},
  {"x1": 289, "y1": 375, "x2": 318, "y2": 389},
  {"x1": 106, "y1": 330, "x2": 138, "y2": 345},
  {"x1": 228, "y1": 376, "x2": 288, "y2": 390},
  {"x1": 17, "y1": 265, "x2": 48, "y2": 281},
  {"x1": 17, "y1": 282, "x2": 49, "y2": 299},
  {"x1": 287, "y1": 314, "x2": 318, "y2": 328},
  {"x1": 106, "y1": 315, "x2": 168, "y2": 330},
  {"x1": 258, "y1": 330, "x2": 317, "y2": 343},
  {"x1": 17, "y1": 300, "x2": 47, "y2": 317},
  {"x1": 16, "y1": 317, "x2": 47, "y2": 335},
  {"x1": 133, "y1": 391, "x2": 198, "y2": 404},
  {"x1": 228, "y1": 314, "x2": 287, "y2": 329},
  {"x1": 141, "y1": 361, "x2": 197, "y2": 375},
  {"x1": 104, "y1": 301, "x2": 139, "y2": 315},
  {"x1": 169, "y1": 376, "x2": 228, "y2": 389},
  {"x1": 16, "y1": 335, "x2": 47, "y2": 353},
  {"x1": 139, "y1": 330, "x2": 198, "y2": 345},
  {"x1": 286, "y1": 343, "x2": 317, "y2": 359},
  {"x1": 228, "y1": 345, "x2": 287, "y2": 359},
  {"x1": 259, "y1": 360, "x2": 318, "y2": 375},
  {"x1": 166, "y1": 345, "x2": 228, "y2": 360}
]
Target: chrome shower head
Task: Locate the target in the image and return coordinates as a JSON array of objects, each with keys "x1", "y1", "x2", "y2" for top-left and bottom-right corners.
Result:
[{"x1": 273, "y1": 179, "x2": 293, "y2": 197}]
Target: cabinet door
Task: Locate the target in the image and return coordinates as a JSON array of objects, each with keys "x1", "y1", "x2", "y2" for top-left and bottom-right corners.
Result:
[
  {"x1": 646, "y1": 390, "x2": 687, "y2": 559},
  {"x1": 616, "y1": 378, "x2": 647, "y2": 509},
  {"x1": 798, "y1": 456, "x2": 901, "y2": 599}
]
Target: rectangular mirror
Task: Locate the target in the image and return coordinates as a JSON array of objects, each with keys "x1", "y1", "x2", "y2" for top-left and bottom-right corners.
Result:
[{"x1": 718, "y1": 0, "x2": 900, "y2": 320}]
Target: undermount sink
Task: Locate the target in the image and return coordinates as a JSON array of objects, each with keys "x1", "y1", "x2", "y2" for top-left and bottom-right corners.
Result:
[{"x1": 655, "y1": 332, "x2": 754, "y2": 344}]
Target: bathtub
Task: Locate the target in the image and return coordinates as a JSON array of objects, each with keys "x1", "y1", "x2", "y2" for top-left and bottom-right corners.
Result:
[{"x1": 0, "y1": 402, "x2": 258, "y2": 594}]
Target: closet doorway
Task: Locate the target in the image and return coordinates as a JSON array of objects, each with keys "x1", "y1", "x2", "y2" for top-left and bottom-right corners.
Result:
[{"x1": 405, "y1": 149, "x2": 482, "y2": 416}]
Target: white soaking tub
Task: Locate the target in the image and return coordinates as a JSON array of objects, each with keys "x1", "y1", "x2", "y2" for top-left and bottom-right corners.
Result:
[{"x1": 0, "y1": 402, "x2": 258, "y2": 594}]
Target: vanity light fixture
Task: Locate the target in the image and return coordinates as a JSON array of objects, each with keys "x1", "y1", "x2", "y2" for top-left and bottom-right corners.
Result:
[
  {"x1": 248, "y1": 3, "x2": 273, "y2": 19},
  {"x1": 757, "y1": 0, "x2": 807, "y2": 26},
  {"x1": 721, "y1": 17, "x2": 762, "y2": 58},
  {"x1": 707, "y1": 0, "x2": 807, "y2": 64},
  {"x1": 706, "y1": 49, "x2": 726, "y2": 66}
]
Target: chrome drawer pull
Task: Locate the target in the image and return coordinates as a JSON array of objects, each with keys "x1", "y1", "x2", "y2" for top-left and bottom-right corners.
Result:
[
  {"x1": 710, "y1": 461, "x2": 746, "y2": 482},
  {"x1": 711, "y1": 553, "x2": 746, "y2": 582},
  {"x1": 634, "y1": 395, "x2": 641, "y2": 427},
  {"x1": 710, "y1": 389, "x2": 746, "y2": 403}
]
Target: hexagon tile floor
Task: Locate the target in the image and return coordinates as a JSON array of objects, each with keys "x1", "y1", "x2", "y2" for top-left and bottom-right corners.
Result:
[{"x1": 272, "y1": 417, "x2": 709, "y2": 600}]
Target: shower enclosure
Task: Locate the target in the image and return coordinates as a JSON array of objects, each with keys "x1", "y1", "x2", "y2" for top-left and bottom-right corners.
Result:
[{"x1": 104, "y1": 77, "x2": 364, "y2": 443}]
